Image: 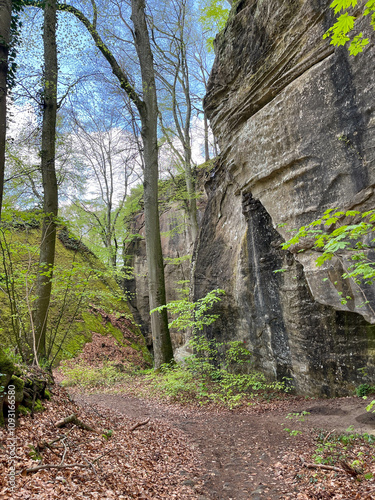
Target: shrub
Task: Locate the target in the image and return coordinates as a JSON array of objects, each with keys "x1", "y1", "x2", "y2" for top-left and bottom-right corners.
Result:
[
  {"x1": 356, "y1": 383, "x2": 375, "y2": 397},
  {"x1": 59, "y1": 360, "x2": 129, "y2": 389},
  {"x1": 146, "y1": 337, "x2": 291, "y2": 408}
]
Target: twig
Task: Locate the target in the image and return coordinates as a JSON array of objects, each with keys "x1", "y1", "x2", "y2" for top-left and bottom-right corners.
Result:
[
  {"x1": 76, "y1": 447, "x2": 98, "y2": 477},
  {"x1": 300, "y1": 456, "x2": 346, "y2": 474},
  {"x1": 92, "y1": 448, "x2": 119, "y2": 465},
  {"x1": 129, "y1": 417, "x2": 150, "y2": 432},
  {"x1": 23, "y1": 463, "x2": 90, "y2": 474},
  {"x1": 60, "y1": 438, "x2": 68, "y2": 465},
  {"x1": 323, "y1": 429, "x2": 336, "y2": 443},
  {"x1": 55, "y1": 413, "x2": 99, "y2": 433},
  {"x1": 38, "y1": 426, "x2": 76, "y2": 450}
]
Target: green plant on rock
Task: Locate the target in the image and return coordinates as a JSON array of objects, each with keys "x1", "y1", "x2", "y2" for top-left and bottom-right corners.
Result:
[
  {"x1": 282, "y1": 208, "x2": 375, "y2": 305},
  {"x1": 324, "y1": 0, "x2": 375, "y2": 56}
]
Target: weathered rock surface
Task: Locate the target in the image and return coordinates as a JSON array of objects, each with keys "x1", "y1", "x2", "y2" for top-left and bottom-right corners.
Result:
[
  {"x1": 198, "y1": 0, "x2": 375, "y2": 395},
  {"x1": 124, "y1": 192, "x2": 207, "y2": 348}
]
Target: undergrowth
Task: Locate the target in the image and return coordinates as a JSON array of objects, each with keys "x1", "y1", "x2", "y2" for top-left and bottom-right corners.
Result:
[
  {"x1": 59, "y1": 337, "x2": 292, "y2": 408},
  {"x1": 59, "y1": 359, "x2": 130, "y2": 389},
  {"x1": 138, "y1": 338, "x2": 287, "y2": 407},
  {"x1": 312, "y1": 426, "x2": 375, "y2": 479}
]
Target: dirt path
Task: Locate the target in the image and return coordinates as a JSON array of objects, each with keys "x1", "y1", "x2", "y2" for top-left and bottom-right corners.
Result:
[{"x1": 72, "y1": 393, "x2": 375, "y2": 499}]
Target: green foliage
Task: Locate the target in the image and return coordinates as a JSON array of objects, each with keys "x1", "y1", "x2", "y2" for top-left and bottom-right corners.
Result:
[
  {"x1": 102, "y1": 429, "x2": 114, "y2": 440},
  {"x1": 18, "y1": 405, "x2": 31, "y2": 416},
  {"x1": 324, "y1": 0, "x2": 375, "y2": 55},
  {"x1": 0, "y1": 210, "x2": 135, "y2": 366},
  {"x1": 282, "y1": 411, "x2": 310, "y2": 436},
  {"x1": 199, "y1": 0, "x2": 231, "y2": 50},
  {"x1": 122, "y1": 183, "x2": 144, "y2": 223},
  {"x1": 7, "y1": 0, "x2": 24, "y2": 89},
  {"x1": 59, "y1": 359, "x2": 130, "y2": 389},
  {"x1": 146, "y1": 337, "x2": 291, "y2": 408},
  {"x1": 356, "y1": 383, "x2": 375, "y2": 397},
  {"x1": 151, "y1": 288, "x2": 225, "y2": 333},
  {"x1": 28, "y1": 445, "x2": 42, "y2": 461},
  {"x1": 365, "y1": 399, "x2": 375, "y2": 412},
  {"x1": 3, "y1": 347, "x2": 23, "y2": 365},
  {"x1": 150, "y1": 289, "x2": 291, "y2": 407},
  {"x1": 33, "y1": 399, "x2": 44, "y2": 412},
  {"x1": 285, "y1": 411, "x2": 311, "y2": 422},
  {"x1": 312, "y1": 427, "x2": 375, "y2": 468},
  {"x1": 282, "y1": 208, "x2": 375, "y2": 297},
  {"x1": 283, "y1": 428, "x2": 302, "y2": 436}
]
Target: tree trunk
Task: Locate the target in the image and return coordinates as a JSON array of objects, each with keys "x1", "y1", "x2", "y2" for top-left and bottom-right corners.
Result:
[
  {"x1": 183, "y1": 146, "x2": 198, "y2": 242},
  {"x1": 204, "y1": 111, "x2": 210, "y2": 162},
  {"x1": 0, "y1": 0, "x2": 12, "y2": 219},
  {"x1": 33, "y1": 0, "x2": 58, "y2": 362},
  {"x1": 131, "y1": 0, "x2": 173, "y2": 369}
]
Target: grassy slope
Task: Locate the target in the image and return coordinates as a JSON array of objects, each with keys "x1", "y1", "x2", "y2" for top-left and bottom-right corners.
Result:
[{"x1": 0, "y1": 224, "x2": 151, "y2": 367}]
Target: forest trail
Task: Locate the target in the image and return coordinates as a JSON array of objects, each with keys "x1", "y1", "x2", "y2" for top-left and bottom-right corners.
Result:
[{"x1": 72, "y1": 393, "x2": 375, "y2": 499}]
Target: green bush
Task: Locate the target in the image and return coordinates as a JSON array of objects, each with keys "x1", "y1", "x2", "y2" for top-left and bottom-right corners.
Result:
[
  {"x1": 60, "y1": 360, "x2": 129, "y2": 388},
  {"x1": 356, "y1": 383, "x2": 375, "y2": 397},
  {"x1": 146, "y1": 337, "x2": 292, "y2": 408}
]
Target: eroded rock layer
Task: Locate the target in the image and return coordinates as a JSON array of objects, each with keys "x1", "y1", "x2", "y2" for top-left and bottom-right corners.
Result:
[{"x1": 199, "y1": 0, "x2": 375, "y2": 395}]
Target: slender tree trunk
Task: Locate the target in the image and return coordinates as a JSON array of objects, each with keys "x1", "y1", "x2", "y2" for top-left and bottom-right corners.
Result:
[
  {"x1": 204, "y1": 111, "x2": 210, "y2": 162},
  {"x1": 183, "y1": 145, "x2": 198, "y2": 242},
  {"x1": 131, "y1": 0, "x2": 173, "y2": 368},
  {"x1": 0, "y1": 0, "x2": 12, "y2": 219},
  {"x1": 181, "y1": 41, "x2": 198, "y2": 242},
  {"x1": 33, "y1": 0, "x2": 58, "y2": 362}
]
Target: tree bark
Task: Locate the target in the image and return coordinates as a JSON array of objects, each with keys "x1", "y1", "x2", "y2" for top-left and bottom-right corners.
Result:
[
  {"x1": 204, "y1": 111, "x2": 210, "y2": 162},
  {"x1": 32, "y1": 0, "x2": 58, "y2": 362},
  {"x1": 131, "y1": 0, "x2": 173, "y2": 368},
  {"x1": 0, "y1": 0, "x2": 12, "y2": 219}
]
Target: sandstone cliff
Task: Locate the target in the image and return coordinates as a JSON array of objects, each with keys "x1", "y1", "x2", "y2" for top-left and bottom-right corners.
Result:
[
  {"x1": 198, "y1": 0, "x2": 375, "y2": 395},
  {"x1": 123, "y1": 174, "x2": 208, "y2": 349}
]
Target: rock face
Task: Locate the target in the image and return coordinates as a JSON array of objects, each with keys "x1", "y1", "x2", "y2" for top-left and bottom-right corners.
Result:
[
  {"x1": 198, "y1": 0, "x2": 375, "y2": 395},
  {"x1": 124, "y1": 188, "x2": 207, "y2": 348}
]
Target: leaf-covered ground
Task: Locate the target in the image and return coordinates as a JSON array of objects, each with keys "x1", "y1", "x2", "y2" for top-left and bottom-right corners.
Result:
[
  {"x1": 72, "y1": 392, "x2": 375, "y2": 499},
  {"x1": 0, "y1": 385, "x2": 203, "y2": 499},
  {"x1": 2, "y1": 328, "x2": 375, "y2": 499},
  {"x1": 2, "y1": 383, "x2": 375, "y2": 499}
]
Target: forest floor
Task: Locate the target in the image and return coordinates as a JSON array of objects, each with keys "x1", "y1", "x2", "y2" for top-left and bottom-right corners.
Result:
[
  {"x1": 2, "y1": 381, "x2": 375, "y2": 500},
  {"x1": 72, "y1": 390, "x2": 375, "y2": 500},
  {"x1": 2, "y1": 328, "x2": 375, "y2": 499}
]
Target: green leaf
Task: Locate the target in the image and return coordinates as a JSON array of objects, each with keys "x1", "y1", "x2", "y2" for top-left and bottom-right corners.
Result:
[{"x1": 330, "y1": 0, "x2": 358, "y2": 14}]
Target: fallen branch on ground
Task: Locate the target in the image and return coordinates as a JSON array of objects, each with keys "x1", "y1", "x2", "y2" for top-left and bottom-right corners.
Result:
[
  {"x1": 22, "y1": 463, "x2": 91, "y2": 474},
  {"x1": 300, "y1": 456, "x2": 356, "y2": 475},
  {"x1": 323, "y1": 429, "x2": 336, "y2": 443},
  {"x1": 55, "y1": 413, "x2": 99, "y2": 433},
  {"x1": 129, "y1": 417, "x2": 150, "y2": 432},
  {"x1": 38, "y1": 426, "x2": 75, "y2": 450}
]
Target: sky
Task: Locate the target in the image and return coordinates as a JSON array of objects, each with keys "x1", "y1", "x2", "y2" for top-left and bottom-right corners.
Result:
[{"x1": 6, "y1": 0, "x2": 216, "y2": 211}]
